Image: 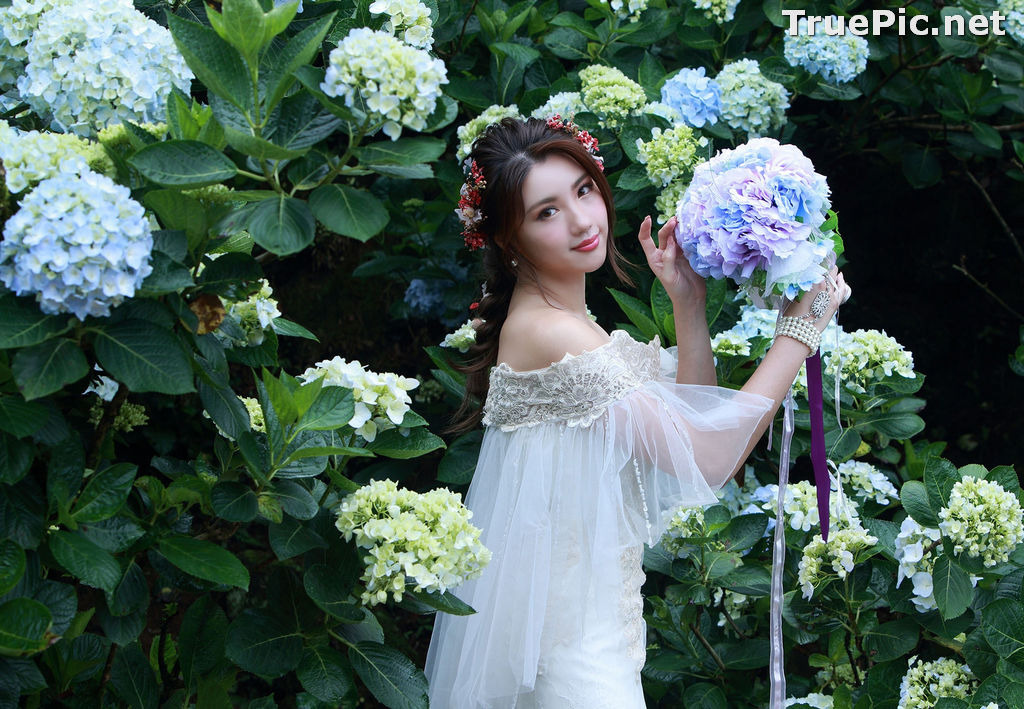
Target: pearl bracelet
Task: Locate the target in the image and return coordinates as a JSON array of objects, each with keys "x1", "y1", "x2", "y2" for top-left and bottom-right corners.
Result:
[{"x1": 773, "y1": 316, "x2": 822, "y2": 355}]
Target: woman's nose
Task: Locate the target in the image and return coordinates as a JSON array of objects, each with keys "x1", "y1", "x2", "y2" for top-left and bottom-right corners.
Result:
[{"x1": 566, "y1": 201, "x2": 591, "y2": 233}]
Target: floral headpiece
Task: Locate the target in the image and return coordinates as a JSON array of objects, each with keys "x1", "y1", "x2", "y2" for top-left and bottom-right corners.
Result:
[{"x1": 456, "y1": 115, "x2": 603, "y2": 251}]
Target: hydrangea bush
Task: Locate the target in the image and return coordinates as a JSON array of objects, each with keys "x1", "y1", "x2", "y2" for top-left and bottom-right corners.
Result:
[
  {"x1": 784, "y1": 17, "x2": 869, "y2": 84},
  {"x1": 717, "y1": 58, "x2": 790, "y2": 136}
]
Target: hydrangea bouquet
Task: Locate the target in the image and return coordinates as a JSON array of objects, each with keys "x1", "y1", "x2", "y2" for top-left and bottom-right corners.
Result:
[{"x1": 675, "y1": 137, "x2": 842, "y2": 304}]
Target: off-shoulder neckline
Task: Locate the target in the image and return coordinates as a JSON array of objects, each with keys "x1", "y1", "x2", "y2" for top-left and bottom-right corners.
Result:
[{"x1": 492, "y1": 329, "x2": 638, "y2": 376}]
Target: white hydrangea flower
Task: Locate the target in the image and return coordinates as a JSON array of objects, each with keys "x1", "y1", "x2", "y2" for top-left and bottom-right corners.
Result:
[
  {"x1": 321, "y1": 27, "x2": 447, "y2": 141},
  {"x1": 441, "y1": 319, "x2": 478, "y2": 353},
  {"x1": 716, "y1": 59, "x2": 789, "y2": 137},
  {"x1": 335, "y1": 479, "x2": 492, "y2": 605},
  {"x1": 530, "y1": 91, "x2": 587, "y2": 121},
  {"x1": 298, "y1": 357, "x2": 419, "y2": 442},
  {"x1": 644, "y1": 101, "x2": 683, "y2": 125},
  {"x1": 84, "y1": 365, "x2": 119, "y2": 402},
  {"x1": 655, "y1": 180, "x2": 689, "y2": 225},
  {"x1": 369, "y1": 0, "x2": 434, "y2": 49},
  {"x1": 711, "y1": 330, "x2": 751, "y2": 359},
  {"x1": 217, "y1": 279, "x2": 282, "y2": 347},
  {"x1": 578, "y1": 64, "x2": 647, "y2": 128},
  {"x1": 838, "y1": 460, "x2": 899, "y2": 506},
  {"x1": 823, "y1": 328, "x2": 915, "y2": 394},
  {"x1": 634, "y1": 125, "x2": 709, "y2": 188},
  {"x1": 939, "y1": 476, "x2": 1024, "y2": 567},
  {"x1": 0, "y1": 120, "x2": 113, "y2": 192},
  {"x1": 798, "y1": 521, "x2": 877, "y2": 599},
  {"x1": 785, "y1": 694, "x2": 834, "y2": 709},
  {"x1": 712, "y1": 586, "x2": 751, "y2": 630},
  {"x1": 897, "y1": 656, "x2": 977, "y2": 709},
  {"x1": 456, "y1": 104, "x2": 524, "y2": 161},
  {"x1": 661, "y1": 505, "x2": 708, "y2": 554},
  {"x1": 754, "y1": 480, "x2": 859, "y2": 533},
  {"x1": 0, "y1": 169, "x2": 153, "y2": 320},
  {"x1": 17, "y1": 0, "x2": 193, "y2": 137},
  {"x1": 606, "y1": 0, "x2": 648, "y2": 22},
  {"x1": 0, "y1": 0, "x2": 67, "y2": 93},
  {"x1": 894, "y1": 516, "x2": 982, "y2": 612},
  {"x1": 693, "y1": 0, "x2": 742, "y2": 24},
  {"x1": 784, "y1": 17, "x2": 869, "y2": 83}
]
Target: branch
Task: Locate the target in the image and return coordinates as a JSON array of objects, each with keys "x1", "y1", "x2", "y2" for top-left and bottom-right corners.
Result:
[
  {"x1": 690, "y1": 610, "x2": 727, "y2": 672},
  {"x1": 902, "y1": 121, "x2": 1024, "y2": 133},
  {"x1": 965, "y1": 169, "x2": 1024, "y2": 265},
  {"x1": 953, "y1": 257, "x2": 1024, "y2": 322}
]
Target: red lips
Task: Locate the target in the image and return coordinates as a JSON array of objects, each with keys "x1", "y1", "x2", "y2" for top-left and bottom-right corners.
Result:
[{"x1": 573, "y1": 234, "x2": 599, "y2": 251}]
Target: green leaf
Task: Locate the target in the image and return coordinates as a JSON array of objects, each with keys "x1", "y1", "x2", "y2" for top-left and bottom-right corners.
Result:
[
  {"x1": 0, "y1": 295, "x2": 72, "y2": 349},
  {"x1": 543, "y1": 26, "x2": 587, "y2": 60},
  {"x1": 924, "y1": 457, "x2": 959, "y2": 513},
  {"x1": 92, "y1": 320, "x2": 195, "y2": 395},
  {"x1": 705, "y1": 277, "x2": 728, "y2": 329},
  {"x1": 303, "y1": 563, "x2": 361, "y2": 621},
  {"x1": 264, "y1": 13, "x2": 335, "y2": 112},
  {"x1": 935, "y1": 8, "x2": 980, "y2": 57},
  {"x1": 0, "y1": 540, "x2": 26, "y2": 597},
  {"x1": 298, "y1": 385, "x2": 355, "y2": 431},
  {"x1": 246, "y1": 195, "x2": 316, "y2": 256},
  {"x1": 308, "y1": 184, "x2": 389, "y2": 242},
  {"x1": 270, "y1": 480, "x2": 318, "y2": 521},
  {"x1": 357, "y1": 137, "x2": 446, "y2": 166},
  {"x1": 10, "y1": 338, "x2": 88, "y2": 401},
  {"x1": 0, "y1": 433, "x2": 34, "y2": 485},
  {"x1": 682, "y1": 683, "x2": 727, "y2": 709},
  {"x1": 167, "y1": 15, "x2": 253, "y2": 109},
  {"x1": 268, "y1": 514, "x2": 328, "y2": 559},
  {"x1": 901, "y1": 480, "x2": 939, "y2": 527},
  {"x1": 862, "y1": 411, "x2": 925, "y2": 440},
  {"x1": 197, "y1": 251, "x2": 263, "y2": 294},
  {"x1": 437, "y1": 431, "x2": 482, "y2": 485},
  {"x1": 0, "y1": 396, "x2": 48, "y2": 439},
  {"x1": 298, "y1": 644, "x2": 354, "y2": 703},
  {"x1": 272, "y1": 93, "x2": 343, "y2": 151},
  {"x1": 198, "y1": 379, "x2": 253, "y2": 441},
  {"x1": 292, "y1": 65, "x2": 359, "y2": 122},
  {"x1": 178, "y1": 595, "x2": 228, "y2": 692},
  {"x1": 902, "y1": 147, "x2": 942, "y2": 189},
  {"x1": 608, "y1": 288, "x2": 659, "y2": 340},
  {"x1": 129, "y1": 140, "x2": 238, "y2": 188},
  {"x1": 138, "y1": 251, "x2": 196, "y2": 295},
  {"x1": 932, "y1": 556, "x2": 973, "y2": 620},
  {"x1": 717, "y1": 564, "x2": 770, "y2": 596},
  {"x1": 225, "y1": 608, "x2": 303, "y2": 677},
  {"x1": 402, "y1": 589, "x2": 476, "y2": 616},
  {"x1": 107, "y1": 561, "x2": 148, "y2": 617},
  {"x1": 158, "y1": 536, "x2": 250, "y2": 590},
  {"x1": 223, "y1": 125, "x2": 308, "y2": 160},
  {"x1": 0, "y1": 598, "x2": 52, "y2": 656},
  {"x1": 49, "y1": 530, "x2": 121, "y2": 593},
  {"x1": 983, "y1": 598, "x2": 1024, "y2": 663},
  {"x1": 210, "y1": 0, "x2": 266, "y2": 61},
  {"x1": 272, "y1": 318, "x2": 318, "y2": 341},
  {"x1": 366, "y1": 427, "x2": 445, "y2": 459},
  {"x1": 71, "y1": 463, "x2": 137, "y2": 524},
  {"x1": 211, "y1": 482, "x2": 259, "y2": 522},
  {"x1": 864, "y1": 618, "x2": 919, "y2": 663},
  {"x1": 349, "y1": 642, "x2": 429, "y2": 709},
  {"x1": 720, "y1": 513, "x2": 768, "y2": 552},
  {"x1": 109, "y1": 642, "x2": 159, "y2": 709},
  {"x1": 705, "y1": 551, "x2": 742, "y2": 579}
]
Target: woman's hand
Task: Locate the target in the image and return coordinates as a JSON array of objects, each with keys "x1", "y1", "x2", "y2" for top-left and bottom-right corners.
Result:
[
  {"x1": 637, "y1": 215, "x2": 706, "y2": 308},
  {"x1": 783, "y1": 265, "x2": 852, "y2": 332}
]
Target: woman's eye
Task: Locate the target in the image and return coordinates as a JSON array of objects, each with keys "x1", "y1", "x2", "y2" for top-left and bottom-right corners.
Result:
[
  {"x1": 539, "y1": 207, "x2": 556, "y2": 219},
  {"x1": 579, "y1": 182, "x2": 594, "y2": 196}
]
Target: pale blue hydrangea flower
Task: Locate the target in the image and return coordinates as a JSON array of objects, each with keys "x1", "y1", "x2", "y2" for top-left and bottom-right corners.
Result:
[
  {"x1": 369, "y1": 0, "x2": 433, "y2": 48},
  {"x1": 660, "y1": 67, "x2": 722, "y2": 128},
  {"x1": 273, "y1": 0, "x2": 304, "y2": 13},
  {"x1": 784, "y1": 17, "x2": 869, "y2": 83},
  {"x1": 1000, "y1": 0, "x2": 1024, "y2": 44},
  {"x1": 531, "y1": 92, "x2": 587, "y2": 121},
  {"x1": 0, "y1": 0, "x2": 66, "y2": 93},
  {"x1": 716, "y1": 59, "x2": 790, "y2": 137},
  {"x1": 16, "y1": 0, "x2": 193, "y2": 137},
  {"x1": 321, "y1": 27, "x2": 448, "y2": 140},
  {"x1": 404, "y1": 278, "x2": 447, "y2": 318},
  {"x1": 0, "y1": 169, "x2": 154, "y2": 320}
]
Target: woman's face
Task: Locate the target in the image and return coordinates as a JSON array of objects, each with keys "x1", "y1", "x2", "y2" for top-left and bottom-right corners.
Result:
[{"x1": 514, "y1": 154, "x2": 608, "y2": 280}]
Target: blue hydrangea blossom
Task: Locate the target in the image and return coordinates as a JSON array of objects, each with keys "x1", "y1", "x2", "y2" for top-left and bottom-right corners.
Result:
[
  {"x1": 660, "y1": 67, "x2": 722, "y2": 128},
  {"x1": 0, "y1": 169, "x2": 154, "y2": 319},
  {"x1": 784, "y1": 17, "x2": 869, "y2": 83}
]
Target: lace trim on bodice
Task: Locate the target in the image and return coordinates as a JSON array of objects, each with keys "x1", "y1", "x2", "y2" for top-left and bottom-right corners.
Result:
[{"x1": 482, "y1": 330, "x2": 662, "y2": 432}]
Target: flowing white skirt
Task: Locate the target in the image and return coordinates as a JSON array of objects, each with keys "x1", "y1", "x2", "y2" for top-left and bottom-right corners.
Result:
[{"x1": 425, "y1": 359, "x2": 773, "y2": 708}]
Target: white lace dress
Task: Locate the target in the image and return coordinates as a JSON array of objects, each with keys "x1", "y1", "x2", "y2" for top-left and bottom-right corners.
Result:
[{"x1": 425, "y1": 330, "x2": 773, "y2": 708}]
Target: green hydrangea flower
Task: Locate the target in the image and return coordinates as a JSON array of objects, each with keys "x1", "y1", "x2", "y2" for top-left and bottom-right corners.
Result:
[
  {"x1": 635, "y1": 125, "x2": 708, "y2": 188},
  {"x1": 579, "y1": 64, "x2": 647, "y2": 127}
]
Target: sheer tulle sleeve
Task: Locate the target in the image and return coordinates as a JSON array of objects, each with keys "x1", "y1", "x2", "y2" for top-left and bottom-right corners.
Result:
[{"x1": 424, "y1": 331, "x2": 773, "y2": 708}]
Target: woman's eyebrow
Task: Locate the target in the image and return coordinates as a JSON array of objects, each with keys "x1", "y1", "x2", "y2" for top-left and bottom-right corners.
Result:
[{"x1": 526, "y1": 173, "x2": 589, "y2": 213}]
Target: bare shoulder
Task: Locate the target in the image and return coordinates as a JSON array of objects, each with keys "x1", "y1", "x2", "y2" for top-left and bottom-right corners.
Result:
[{"x1": 497, "y1": 309, "x2": 611, "y2": 372}]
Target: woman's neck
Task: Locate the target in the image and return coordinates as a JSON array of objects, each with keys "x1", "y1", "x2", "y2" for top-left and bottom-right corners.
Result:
[{"x1": 510, "y1": 275, "x2": 588, "y2": 318}]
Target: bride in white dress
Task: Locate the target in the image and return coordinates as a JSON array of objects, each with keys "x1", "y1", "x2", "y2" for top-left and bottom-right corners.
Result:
[{"x1": 424, "y1": 117, "x2": 850, "y2": 708}]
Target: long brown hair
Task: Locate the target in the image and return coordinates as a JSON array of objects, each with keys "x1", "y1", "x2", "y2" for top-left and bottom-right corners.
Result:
[{"x1": 443, "y1": 117, "x2": 637, "y2": 436}]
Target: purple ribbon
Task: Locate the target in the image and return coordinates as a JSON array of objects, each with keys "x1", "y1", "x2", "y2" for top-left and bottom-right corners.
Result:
[{"x1": 806, "y1": 351, "x2": 830, "y2": 541}]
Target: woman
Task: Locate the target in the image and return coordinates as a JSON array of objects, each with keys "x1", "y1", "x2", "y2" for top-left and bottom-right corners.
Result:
[{"x1": 425, "y1": 117, "x2": 849, "y2": 708}]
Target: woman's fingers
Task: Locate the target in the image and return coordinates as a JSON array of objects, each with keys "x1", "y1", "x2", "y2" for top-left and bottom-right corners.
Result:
[{"x1": 657, "y1": 216, "x2": 677, "y2": 252}]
